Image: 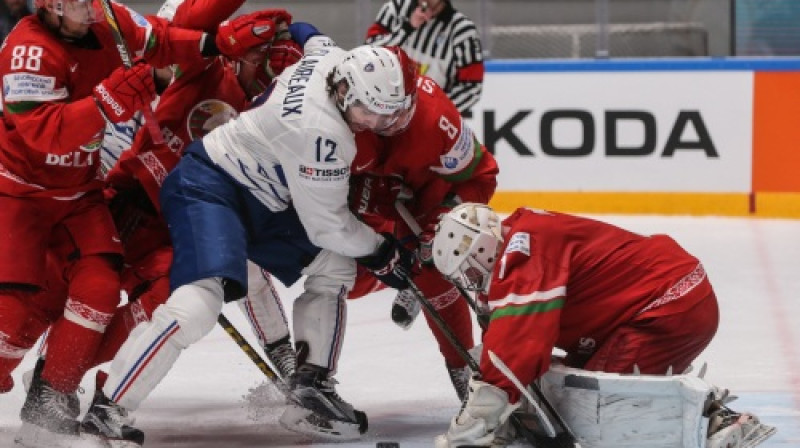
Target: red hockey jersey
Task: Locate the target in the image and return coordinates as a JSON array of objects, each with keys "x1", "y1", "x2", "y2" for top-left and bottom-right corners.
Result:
[
  {"x1": 112, "y1": 57, "x2": 249, "y2": 209},
  {"x1": 353, "y1": 76, "x2": 498, "y2": 223},
  {"x1": 481, "y1": 208, "x2": 712, "y2": 401},
  {"x1": 0, "y1": 3, "x2": 205, "y2": 198}
]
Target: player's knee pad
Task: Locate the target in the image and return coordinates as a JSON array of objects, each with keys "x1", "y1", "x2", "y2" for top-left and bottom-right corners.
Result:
[
  {"x1": 293, "y1": 286, "x2": 347, "y2": 372},
  {"x1": 538, "y1": 362, "x2": 713, "y2": 447},
  {"x1": 158, "y1": 277, "x2": 224, "y2": 348}
]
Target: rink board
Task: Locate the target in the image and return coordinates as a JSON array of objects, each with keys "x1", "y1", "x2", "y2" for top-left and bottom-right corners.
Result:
[{"x1": 469, "y1": 58, "x2": 800, "y2": 217}]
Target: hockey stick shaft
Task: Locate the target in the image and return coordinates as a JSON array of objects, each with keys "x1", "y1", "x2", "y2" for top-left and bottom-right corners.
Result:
[
  {"x1": 97, "y1": 0, "x2": 165, "y2": 144},
  {"x1": 405, "y1": 277, "x2": 556, "y2": 448},
  {"x1": 394, "y1": 202, "x2": 488, "y2": 326},
  {"x1": 396, "y1": 201, "x2": 580, "y2": 446},
  {"x1": 217, "y1": 313, "x2": 281, "y2": 382}
]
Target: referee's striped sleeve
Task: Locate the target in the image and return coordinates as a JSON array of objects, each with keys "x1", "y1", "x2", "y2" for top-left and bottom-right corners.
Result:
[
  {"x1": 449, "y1": 32, "x2": 484, "y2": 113},
  {"x1": 365, "y1": 0, "x2": 412, "y2": 46}
]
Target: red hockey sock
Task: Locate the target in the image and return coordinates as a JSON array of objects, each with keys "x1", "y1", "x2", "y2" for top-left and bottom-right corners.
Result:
[
  {"x1": 42, "y1": 318, "x2": 103, "y2": 393},
  {"x1": 0, "y1": 290, "x2": 37, "y2": 391},
  {"x1": 424, "y1": 297, "x2": 474, "y2": 369},
  {"x1": 92, "y1": 301, "x2": 148, "y2": 366}
]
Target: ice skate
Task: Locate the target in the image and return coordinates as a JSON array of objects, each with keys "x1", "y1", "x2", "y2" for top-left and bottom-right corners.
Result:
[
  {"x1": 279, "y1": 363, "x2": 368, "y2": 440},
  {"x1": 264, "y1": 336, "x2": 297, "y2": 382},
  {"x1": 15, "y1": 370, "x2": 100, "y2": 448},
  {"x1": 81, "y1": 387, "x2": 144, "y2": 448},
  {"x1": 391, "y1": 288, "x2": 421, "y2": 330}
]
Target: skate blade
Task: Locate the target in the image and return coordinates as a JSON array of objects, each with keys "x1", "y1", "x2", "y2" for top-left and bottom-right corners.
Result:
[
  {"x1": 279, "y1": 404, "x2": 363, "y2": 441},
  {"x1": 741, "y1": 423, "x2": 777, "y2": 448},
  {"x1": 15, "y1": 422, "x2": 109, "y2": 448}
]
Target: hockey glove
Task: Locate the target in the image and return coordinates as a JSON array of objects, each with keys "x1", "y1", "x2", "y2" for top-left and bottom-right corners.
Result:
[
  {"x1": 349, "y1": 174, "x2": 413, "y2": 220},
  {"x1": 264, "y1": 38, "x2": 303, "y2": 79},
  {"x1": 356, "y1": 232, "x2": 415, "y2": 290},
  {"x1": 93, "y1": 60, "x2": 156, "y2": 124},
  {"x1": 418, "y1": 194, "x2": 463, "y2": 265},
  {"x1": 215, "y1": 9, "x2": 292, "y2": 60},
  {"x1": 434, "y1": 379, "x2": 520, "y2": 448}
]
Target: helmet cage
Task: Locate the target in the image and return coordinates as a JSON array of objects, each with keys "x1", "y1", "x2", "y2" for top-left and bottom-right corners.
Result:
[{"x1": 433, "y1": 204, "x2": 503, "y2": 294}]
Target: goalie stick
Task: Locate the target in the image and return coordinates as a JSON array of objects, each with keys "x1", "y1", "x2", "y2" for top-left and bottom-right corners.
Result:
[
  {"x1": 396, "y1": 201, "x2": 581, "y2": 447},
  {"x1": 97, "y1": 0, "x2": 166, "y2": 144},
  {"x1": 404, "y1": 277, "x2": 571, "y2": 448}
]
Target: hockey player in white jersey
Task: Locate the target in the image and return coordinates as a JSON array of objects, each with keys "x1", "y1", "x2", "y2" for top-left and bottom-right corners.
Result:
[{"x1": 80, "y1": 23, "x2": 416, "y2": 445}]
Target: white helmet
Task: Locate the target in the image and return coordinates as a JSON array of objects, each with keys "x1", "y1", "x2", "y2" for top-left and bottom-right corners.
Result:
[
  {"x1": 331, "y1": 45, "x2": 418, "y2": 135},
  {"x1": 432, "y1": 203, "x2": 503, "y2": 293}
]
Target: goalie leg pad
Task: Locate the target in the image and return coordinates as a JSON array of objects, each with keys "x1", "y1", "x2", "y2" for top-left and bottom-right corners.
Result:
[{"x1": 539, "y1": 363, "x2": 713, "y2": 448}]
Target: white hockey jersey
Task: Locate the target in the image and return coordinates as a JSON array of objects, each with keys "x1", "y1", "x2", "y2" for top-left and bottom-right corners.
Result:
[{"x1": 203, "y1": 36, "x2": 383, "y2": 258}]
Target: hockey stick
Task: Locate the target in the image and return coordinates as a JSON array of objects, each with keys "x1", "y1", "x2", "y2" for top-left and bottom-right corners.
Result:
[
  {"x1": 404, "y1": 277, "x2": 562, "y2": 448},
  {"x1": 396, "y1": 201, "x2": 580, "y2": 447},
  {"x1": 97, "y1": 0, "x2": 166, "y2": 144},
  {"x1": 217, "y1": 313, "x2": 283, "y2": 383}
]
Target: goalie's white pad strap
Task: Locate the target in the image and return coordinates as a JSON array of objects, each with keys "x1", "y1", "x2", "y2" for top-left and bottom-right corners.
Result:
[{"x1": 538, "y1": 363, "x2": 712, "y2": 448}]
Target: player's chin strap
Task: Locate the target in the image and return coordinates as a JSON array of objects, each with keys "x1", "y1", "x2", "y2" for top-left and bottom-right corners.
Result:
[
  {"x1": 217, "y1": 312, "x2": 287, "y2": 388},
  {"x1": 396, "y1": 201, "x2": 582, "y2": 448}
]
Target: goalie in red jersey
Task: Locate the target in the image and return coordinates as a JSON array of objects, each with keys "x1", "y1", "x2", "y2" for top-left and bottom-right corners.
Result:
[{"x1": 431, "y1": 204, "x2": 774, "y2": 448}]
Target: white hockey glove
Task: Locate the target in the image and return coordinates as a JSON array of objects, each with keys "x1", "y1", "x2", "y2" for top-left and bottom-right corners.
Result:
[{"x1": 434, "y1": 378, "x2": 520, "y2": 448}]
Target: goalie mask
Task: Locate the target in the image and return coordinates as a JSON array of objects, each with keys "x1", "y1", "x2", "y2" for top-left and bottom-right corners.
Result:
[
  {"x1": 331, "y1": 45, "x2": 418, "y2": 136},
  {"x1": 31, "y1": 0, "x2": 102, "y2": 24},
  {"x1": 432, "y1": 203, "x2": 503, "y2": 293}
]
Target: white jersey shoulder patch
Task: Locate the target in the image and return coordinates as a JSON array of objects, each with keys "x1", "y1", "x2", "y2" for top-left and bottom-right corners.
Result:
[
  {"x1": 505, "y1": 232, "x2": 530, "y2": 256},
  {"x1": 431, "y1": 119, "x2": 474, "y2": 175},
  {"x1": 3, "y1": 73, "x2": 67, "y2": 103}
]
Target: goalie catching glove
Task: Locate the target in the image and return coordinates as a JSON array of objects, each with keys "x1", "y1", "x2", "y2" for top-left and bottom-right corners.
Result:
[
  {"x1": 356, "y1": 233, "x2": 415, "y2": 290},
  {"x1": 435, "y1": 378, "x2": 519, "y2": 448}
]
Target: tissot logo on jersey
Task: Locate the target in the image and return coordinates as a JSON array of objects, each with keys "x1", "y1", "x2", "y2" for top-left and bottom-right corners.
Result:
[
  {"x1": 281, "y1": 57, "x2": 320, "y2": 119},
  {"x1": 298, "y1": 165, "x2": 349, "y2": 181}
]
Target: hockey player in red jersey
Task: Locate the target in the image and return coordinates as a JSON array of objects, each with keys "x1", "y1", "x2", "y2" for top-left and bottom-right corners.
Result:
[
  {"x1": 431, "y1": 204, "x2": 773, "y2": 448},
  {"x1": 0, "y1": 0, "x2": 286, "y2": 444},
  {"x1": 347, "y1": 69, "x2": 498, "y2": 401}
]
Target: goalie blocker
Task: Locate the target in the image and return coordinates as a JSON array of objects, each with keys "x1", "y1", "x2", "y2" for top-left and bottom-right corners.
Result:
[{"x1": 535, "y1": 362, "x2": 776, "y2": 448}]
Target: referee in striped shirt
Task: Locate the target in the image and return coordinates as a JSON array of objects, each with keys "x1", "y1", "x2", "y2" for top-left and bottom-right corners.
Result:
[{"x1": 365, "y1": 0, "x2": 484, "y2": 115}]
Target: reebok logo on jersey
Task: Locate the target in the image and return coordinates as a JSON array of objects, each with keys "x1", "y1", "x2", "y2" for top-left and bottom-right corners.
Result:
[{"x1": 94, "y1": 84, "x2": 125, "y2": 117}]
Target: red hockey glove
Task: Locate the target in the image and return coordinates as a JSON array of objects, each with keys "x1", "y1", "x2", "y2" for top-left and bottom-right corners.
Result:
[
  {"x1": 349, "y1": 174, "x2": 413, "y2": 219},
  {"x1": 93, "y1": 60, "x2": 155, "y2": 123},
  {"x1": 356, "y1": 233, "x2": 416, "y2": 290},
  {"x1": 417, "y1": 194, "x2": 463, "y2": 265},
  {"x1": 265, "y1": 38, "x2": 303, "y2": 78},
  {"x1": 216, "y1": 9, "x2": 292, "y2": 60}
]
